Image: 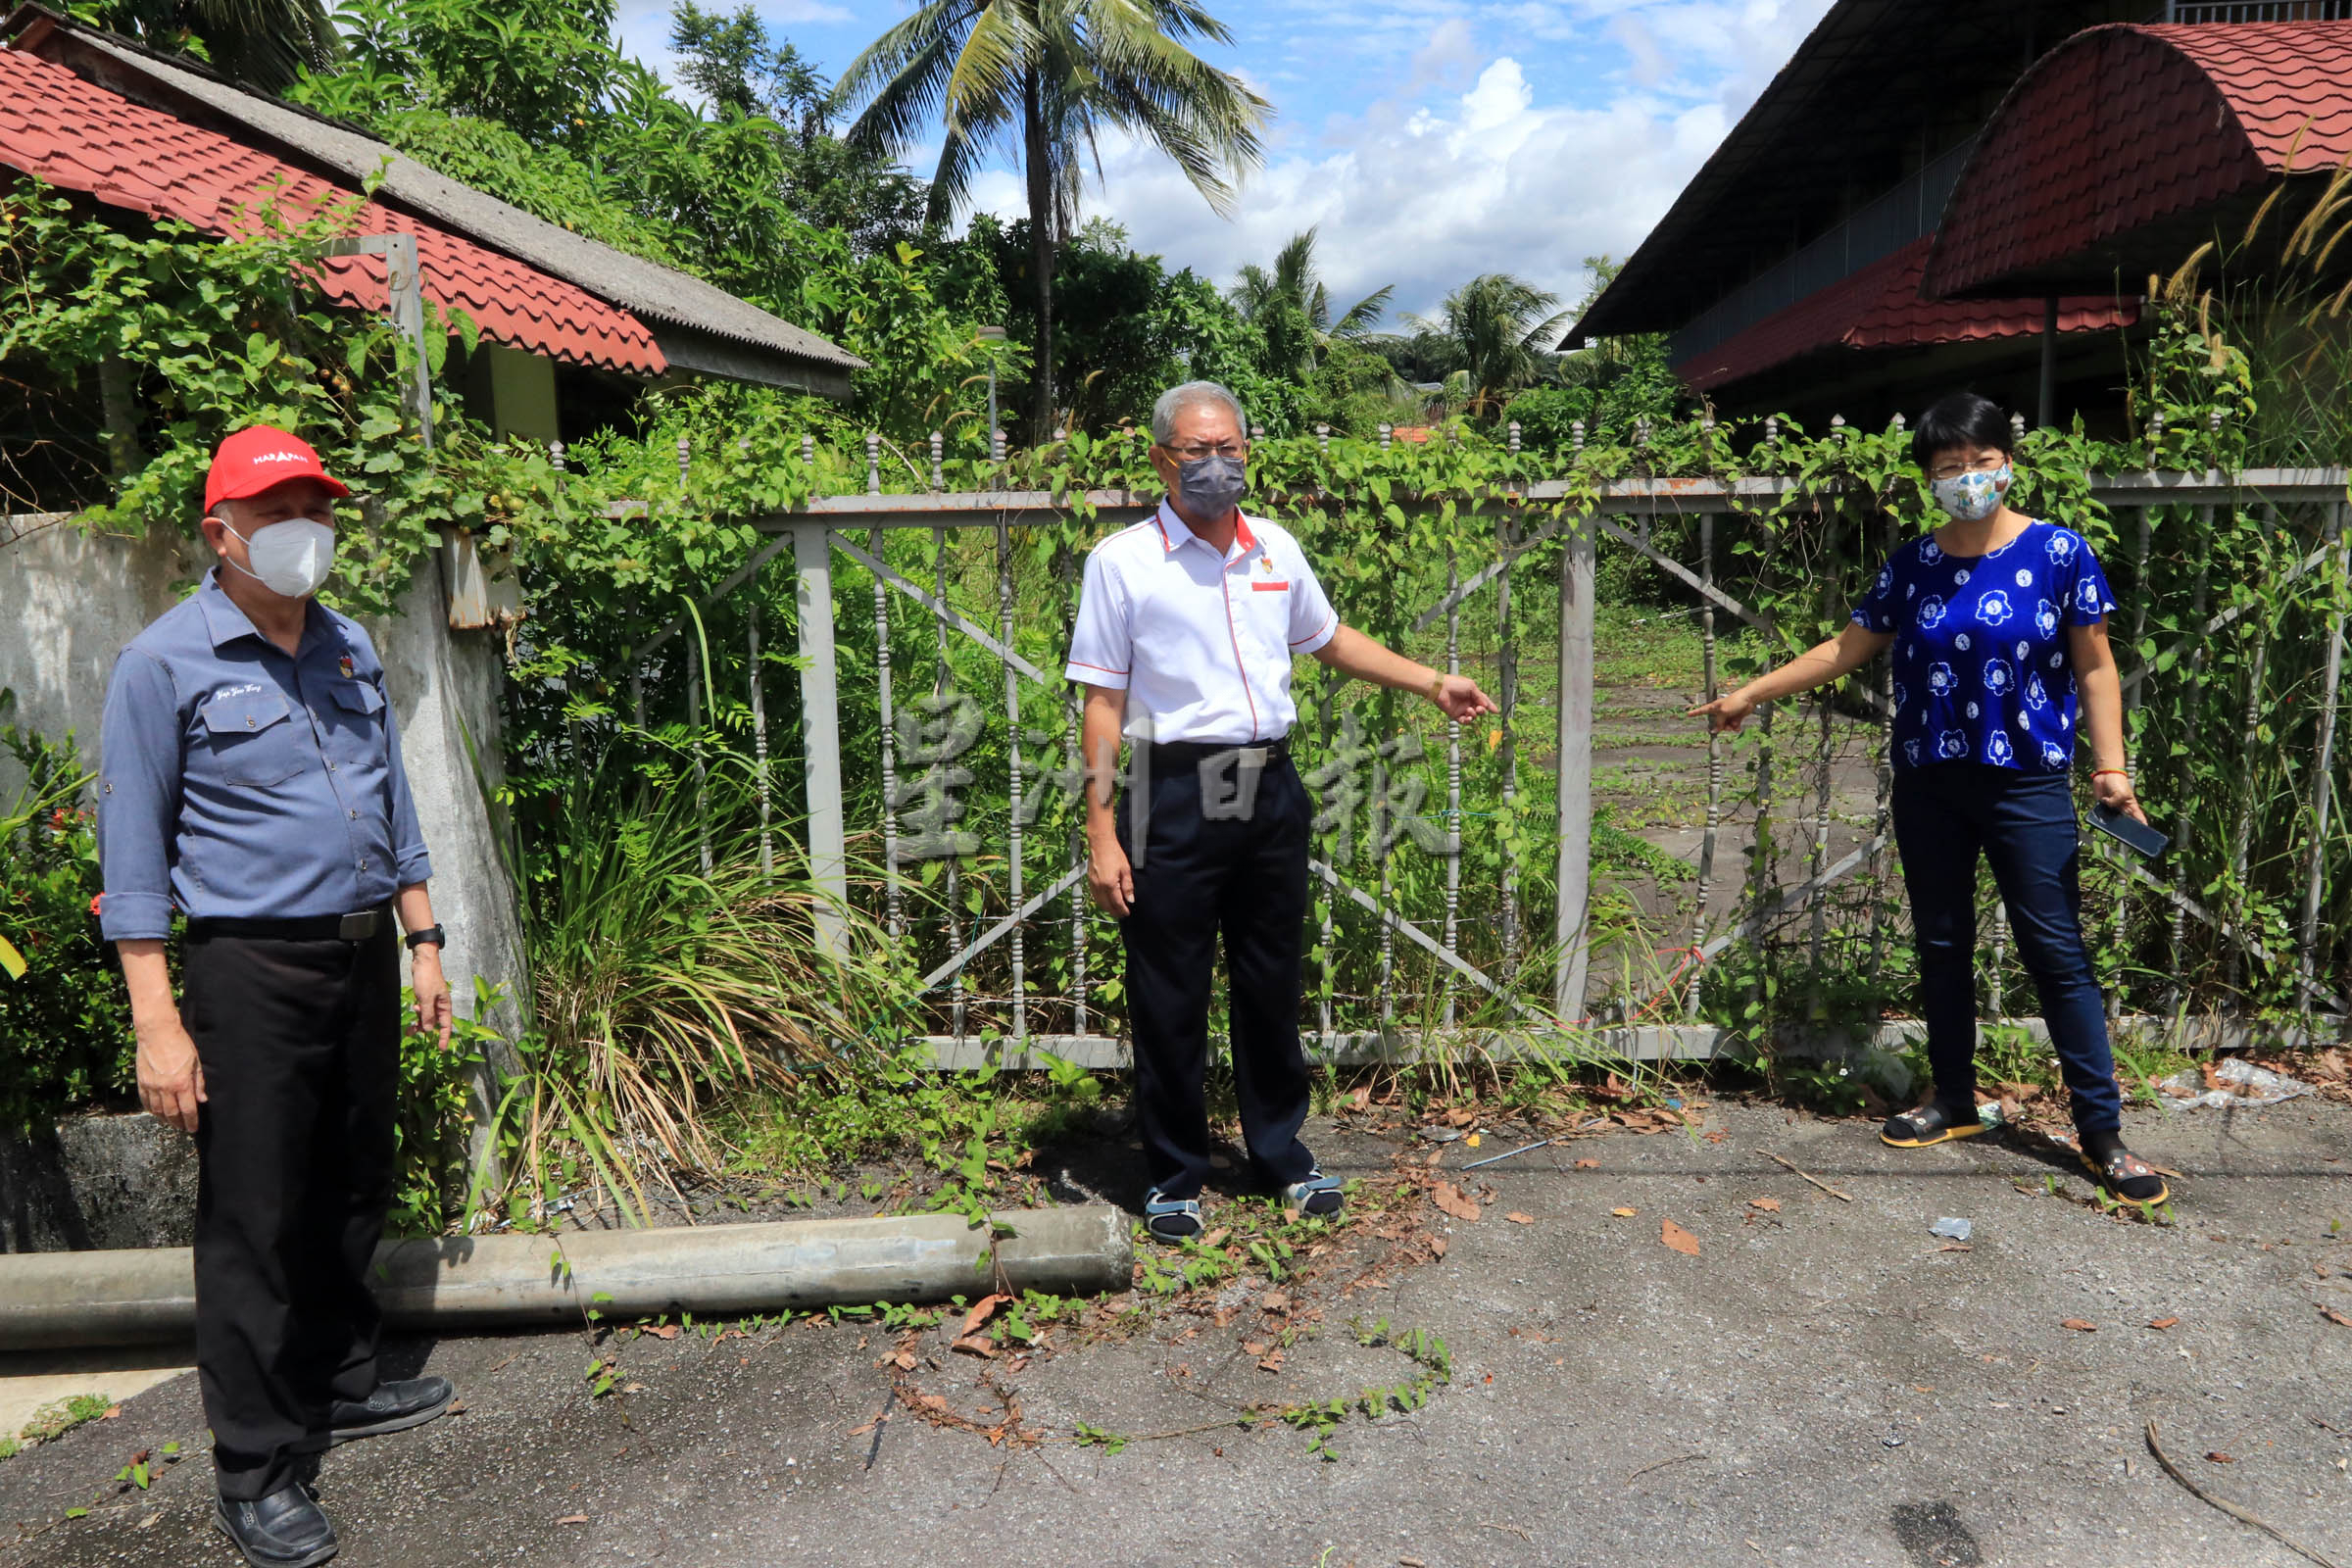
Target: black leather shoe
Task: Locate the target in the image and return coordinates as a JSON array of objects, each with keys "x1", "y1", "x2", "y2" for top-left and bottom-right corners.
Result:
[
  {"x1": 214, "y1": 1483, "x2": 337, "y2": 1568},
  {"x1": 327, "y1": 1376, "x2": 455, "y2": 1446}
]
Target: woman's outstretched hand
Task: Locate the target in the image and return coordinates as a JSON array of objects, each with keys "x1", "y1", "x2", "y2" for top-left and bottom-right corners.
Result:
[{"x1": 1687, "y1": 691, "x2": 1758, "y2": 733}]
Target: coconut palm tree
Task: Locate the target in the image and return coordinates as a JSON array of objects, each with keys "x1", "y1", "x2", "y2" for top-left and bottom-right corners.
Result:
[
  {"x1": 829, "y1": 0, "x2": 1268, "y2": 441},
  {"x1": 1228, "y1": 226, "x2": 1394, "y2": 377},
  {"x1": 1410, "y1": 272, "x2": 1572, "y2": 418}
]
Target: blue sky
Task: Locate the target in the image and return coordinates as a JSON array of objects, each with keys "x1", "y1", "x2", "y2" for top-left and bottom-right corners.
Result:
[{"x1": 613, "y1": 0, "x2": 1837, "y2": 323}]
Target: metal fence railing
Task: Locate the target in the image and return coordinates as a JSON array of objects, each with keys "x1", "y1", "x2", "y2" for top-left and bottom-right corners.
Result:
[{"x1": 608, "y1": 453, "x2": 2351, "y2": 1065}]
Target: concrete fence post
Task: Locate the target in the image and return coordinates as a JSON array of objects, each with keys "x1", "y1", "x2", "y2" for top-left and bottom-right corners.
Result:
[
  {"x1": 791, "y1": 520, "x2": 848, "y2": 956},
  {"x1": 1553, "y1": 513, "x2": 1596, "y2": 1017}
]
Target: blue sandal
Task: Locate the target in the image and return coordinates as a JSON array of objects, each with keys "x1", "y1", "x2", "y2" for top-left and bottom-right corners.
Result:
[
  {"x1": 1144, "y1": 1189, "x2": 1204, "y2": 1242},
  {"x1": 1282, "y1": 1171, "x2": 1344, "y2": 1218}
]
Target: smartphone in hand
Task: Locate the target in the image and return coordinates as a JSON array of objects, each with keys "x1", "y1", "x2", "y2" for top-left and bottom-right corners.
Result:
[{"x1": 2089, "y1": 803, "x2": 2169, "y2": 858}]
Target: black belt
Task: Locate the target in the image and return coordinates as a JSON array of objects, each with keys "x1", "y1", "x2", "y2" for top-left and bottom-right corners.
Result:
[
  {"x1": 186, "y1": 905, "x2": 390, "y2": 943},
  {"x1": 1147, "y1": 736, "x2": 1292, "y2": 768}
]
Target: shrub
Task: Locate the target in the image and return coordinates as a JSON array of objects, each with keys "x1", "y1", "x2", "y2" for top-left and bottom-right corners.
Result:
[{"x1": 0, "y1": 694, "x2": 132, "y2": 1130}]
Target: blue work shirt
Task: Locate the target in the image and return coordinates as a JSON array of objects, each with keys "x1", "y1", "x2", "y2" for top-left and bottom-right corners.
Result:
[
  {"x1": 96, "y1": 568, "x2": 432, "y2": 942},
  {"x1": 1850, "y1": 519, "x2": 2116, "y2": 774}
]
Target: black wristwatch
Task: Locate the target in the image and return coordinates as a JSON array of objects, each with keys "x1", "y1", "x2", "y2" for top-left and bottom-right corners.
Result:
[{"x1": 403, "y1": 924, "x2": 447, "y2": 953}]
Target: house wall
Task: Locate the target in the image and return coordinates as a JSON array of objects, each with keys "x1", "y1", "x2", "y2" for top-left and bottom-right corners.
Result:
[{"x1": 0, "y1": 518, "x2": 526, "y2": 1170}]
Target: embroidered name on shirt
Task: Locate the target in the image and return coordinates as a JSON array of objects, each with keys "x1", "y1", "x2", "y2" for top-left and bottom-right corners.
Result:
[{"x1": 210, "y1": 683, "x2": 264, "y2": 703}]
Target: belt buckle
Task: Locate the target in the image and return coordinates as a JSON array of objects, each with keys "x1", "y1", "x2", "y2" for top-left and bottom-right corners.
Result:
[
  {"x1": 337, "y1": 910, "x2": 378, "y2": 942},
  {"x1": 1236, "y1": 746, "x2": 1268, "y2": 769}
]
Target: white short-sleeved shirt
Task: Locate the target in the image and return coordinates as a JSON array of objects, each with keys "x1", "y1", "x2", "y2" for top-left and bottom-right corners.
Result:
[{"x1": 1064, "y1": 502, "x2": 1340, "y2": 744}]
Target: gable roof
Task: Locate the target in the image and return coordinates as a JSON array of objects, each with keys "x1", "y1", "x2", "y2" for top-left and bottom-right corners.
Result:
[
  {"x1": 1922, "y1": 22, "x2": 2352, "y2": 299},
  {"x1": 0, "y1": 43, "x2": 665, "y2": 375},
  {"x1": 1677, "y1": 236, "x2": 2137, "y2": 395},
  {"x1": 3, "y1": 6, "x2": 861, "y2": 394},
  {"x1": 1570, "y1": 0, "x2": 2136, "y2": 343}
]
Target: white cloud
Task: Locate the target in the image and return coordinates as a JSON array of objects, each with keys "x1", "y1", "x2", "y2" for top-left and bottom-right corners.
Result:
[{"x1": 1065, "y1": 0, "x2": 1831, "y2": 325}]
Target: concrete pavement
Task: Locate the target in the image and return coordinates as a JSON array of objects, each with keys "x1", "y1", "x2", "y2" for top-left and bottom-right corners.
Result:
[{"x1": 6, "y1": 1095, "x2": 2350, "y2": 1567}]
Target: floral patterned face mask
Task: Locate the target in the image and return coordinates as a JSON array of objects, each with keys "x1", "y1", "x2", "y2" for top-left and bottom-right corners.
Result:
[{"x1": 1929, "y1": 464, "x2": 2010, "y2": 522}]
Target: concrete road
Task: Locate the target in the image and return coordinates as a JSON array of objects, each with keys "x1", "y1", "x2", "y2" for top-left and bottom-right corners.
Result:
[{"x1": 6, "y1": 1096, "x2": 2351, "y2": 1568}]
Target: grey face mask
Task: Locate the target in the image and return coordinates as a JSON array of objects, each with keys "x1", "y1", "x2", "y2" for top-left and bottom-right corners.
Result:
[{"x1": 1175, "y1": 454, "x2": 1247, "y2": 518}]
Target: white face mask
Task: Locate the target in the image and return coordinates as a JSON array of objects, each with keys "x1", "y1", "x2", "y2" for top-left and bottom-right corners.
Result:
[{"x1": 223, "y1": 517, "x2": 336, "y2": 599}]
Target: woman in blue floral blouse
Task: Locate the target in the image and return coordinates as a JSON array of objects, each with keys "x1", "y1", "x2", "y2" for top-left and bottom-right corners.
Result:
[{"x1": 1689, "y1": 393, "x2": 2168, "y2": 1204}]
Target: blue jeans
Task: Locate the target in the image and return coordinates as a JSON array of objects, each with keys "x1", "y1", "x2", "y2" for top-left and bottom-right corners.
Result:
[{"x1": 1891, "y1": 763, "x2": 2122, "y2": 1135}]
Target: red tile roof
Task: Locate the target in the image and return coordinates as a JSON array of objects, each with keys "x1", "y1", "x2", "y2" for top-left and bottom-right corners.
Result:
[
  {"x1": 1675, "y1": 236, "x2": 2136, "y2": 395},
  {"x1": 0, "y1": 45, "x2": 665, "y2": 376},
  {"x1": 1923, "y1": 23, "x2": 2352, "y2": 299}
]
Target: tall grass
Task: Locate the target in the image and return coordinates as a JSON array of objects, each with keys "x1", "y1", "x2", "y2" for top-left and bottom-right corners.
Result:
[{"x1": 491, "y1": 750, "x2": 903, "y2": 1223}]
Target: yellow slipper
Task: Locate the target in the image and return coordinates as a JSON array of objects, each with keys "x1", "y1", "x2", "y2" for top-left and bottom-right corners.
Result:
[{"x1": 1881, "y1": 1103, "x2": 1988, "y2": 1148}]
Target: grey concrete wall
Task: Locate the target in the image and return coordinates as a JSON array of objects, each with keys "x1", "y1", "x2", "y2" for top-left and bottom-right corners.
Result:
[
  {"x1": 0, "y1": 1112, "x2": 197, "y2": 1252},
  {"x1": 0, "y1": 518, "x2": 527, "y2": 1182}
]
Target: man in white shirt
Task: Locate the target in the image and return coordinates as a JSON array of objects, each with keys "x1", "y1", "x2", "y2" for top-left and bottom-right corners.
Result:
[{"x1": 1066, "y1": 381, "x2": 1496, "y2": 1241}]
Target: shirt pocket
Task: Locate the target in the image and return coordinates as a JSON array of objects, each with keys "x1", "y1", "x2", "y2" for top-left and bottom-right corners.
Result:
[
  {"x1": 320, "y1": 680, "x2": 389, "y2": 774},
  {"x1": 1243, "y1": 575, "x2": 1295, "y2": 655},
  {"x1": 198, "y1": 688, "x2": 305, "y2": 787}
]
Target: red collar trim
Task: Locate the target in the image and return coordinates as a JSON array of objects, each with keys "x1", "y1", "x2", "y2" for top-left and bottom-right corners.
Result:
[{"x1": 1156, "y1": 502, "x2": 1254, "y2": 559}]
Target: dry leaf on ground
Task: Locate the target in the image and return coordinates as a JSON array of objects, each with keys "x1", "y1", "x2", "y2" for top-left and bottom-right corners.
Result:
[
  {"x1": 1429, "y1": 1237, "x2": 1448, "y2": 1258},
  {"x1": 641, "y1": 1323, "x2": 680, "y2": 1341},
  {"x1": 2147, "y1": 1316, "x2": 2180, "y2": 1330},
  {"x1": 950, "y1": 1335, "x2": 999, "y2": 1358},
  {"x1": 1433, "y1": 1182, "x2": 1482, "y2": 1222},
  {"x1": 960, "y1": 1295, "x2": 1009, "y2": 1338},
  {"x1": 2060, "y1": 1319, "x2": 2097, "y2": 1332},
  {"x1": 1660, "y1": 1219, "x2": 1700, "y2": 1256},
  {"x1": 1574, "y1": 1158, "x2": 1599, "y2": 1170},
  {"x1": 555, "y1": 1514, "x2": 589, "y2": 1525},
  {"x1": 2206, "y1": 1450, "x2": 2235, "y2": 1463},
  {"x1": 1610, "y1": 1206, "x2": 1638, "y2": 1218},
  {"x1": 1504, "y1": 1212, "x2": 1535, "y2": 1225},
  {"x1": 1748, "y1": 1198, "x2": 1782, "y2": 1212},
  {"x1": 2321, "y1": 1306, "x2": 2352, "y2": 1328}
]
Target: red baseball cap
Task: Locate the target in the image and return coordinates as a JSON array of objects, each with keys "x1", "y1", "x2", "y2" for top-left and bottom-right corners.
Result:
[{"x1": 204, "y1": 425, "x2": 352, "y2": 513}]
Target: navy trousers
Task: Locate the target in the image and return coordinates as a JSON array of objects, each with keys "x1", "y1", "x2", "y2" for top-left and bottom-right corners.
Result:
[
  {"x1": 1117, "y1": 749, "x2": 1318, "y2": 1200},
  {"x1": 1890, "y1": 762, "x2": 2123, "y2": 1135},
  {"x1": 184, "y1": 924, "x2": 399, "y2": 1499}
]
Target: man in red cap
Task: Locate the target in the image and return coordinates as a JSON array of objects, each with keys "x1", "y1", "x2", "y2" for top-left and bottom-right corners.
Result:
[{"x1": 98, "y1": 425, "x2": 457, "y2": 1568}]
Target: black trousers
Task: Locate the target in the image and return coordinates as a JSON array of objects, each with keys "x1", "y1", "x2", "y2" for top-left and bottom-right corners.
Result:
[
  {"x1": 1117, "y1": 749, "x2": 1317, "y2": 1200},
  {"x1": 183, "y1": 925, "x2": 399, "y2": 1499}
]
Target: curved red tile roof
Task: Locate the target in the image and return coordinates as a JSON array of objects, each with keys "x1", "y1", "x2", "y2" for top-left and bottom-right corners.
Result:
[
  {"x1": 0, "y1": 46, "x2": 665, "y2": 376},
  {"x1": 1676, "y1": 236, "x2": 2135, "y2": 395},
  {"x1": 1923, "y1": 22, "x2": 2352, "y2": 300}
]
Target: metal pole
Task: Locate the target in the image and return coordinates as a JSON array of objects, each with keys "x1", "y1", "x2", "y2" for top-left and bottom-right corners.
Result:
[
  {"x1": 998, "y1": 522, "x2": 1027, "y2": 1044},
  {"x1": 2110, "y1": 502, "x2": 2154, "y2": 1020},
  {"x1": 1061, "y1": 543, "x2": 1088, "y2": 1039},
  {"x1": 935, "y1": 527, "x2": 965, "y2": 1044},
  {"x1": 2167, "y1": 507, "x2": 2216, "y2": 1008},
  {"x1": 1496, "y1": 514, "x2": 1520, "y2": 976},
  {"x1": 874, "y1": 525, "x2": 903, "y2": 945},
  {"x1": 748, "y1": 593, "x2": 772, "y2": 880},
  {"x1": 1442, "y1": 548, "x2": 1462, "y2": 1028},
  {"x1": 687, "y1": 636, "x2": 710, "y2": 877},
  {"x1": 2224, "y1": 502, "x2": 2278, "y2": 998},
  {"x1": 791, "y1": 520, "x2": 848, "y2": 956},
  {"x1": 1691, "y1": 509, "x2": 1723, "y2": 1016},
  {"x1": 1553, "y1": 514, "x2": 1596, "y2": 1017},
  {"x1": 2301, "y1": 504, "x2": 2348, "y2": 1001},
  {"x1": 2037, "y1": 297, "x2": 2059, "y2": 429}
]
